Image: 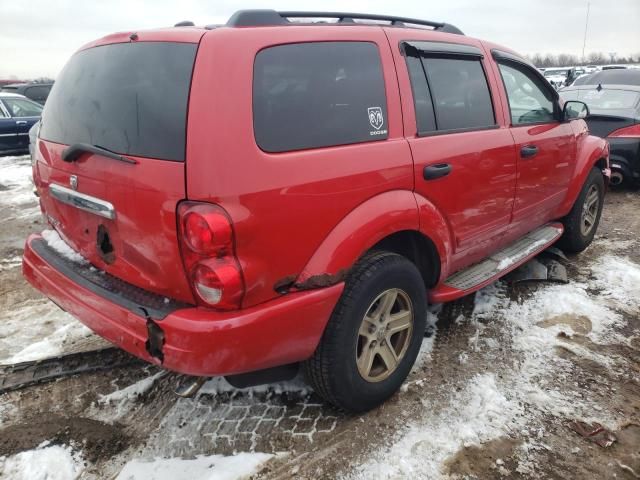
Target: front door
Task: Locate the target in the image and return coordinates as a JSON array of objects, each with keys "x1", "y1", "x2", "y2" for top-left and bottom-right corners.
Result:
[
  {"x1": 495, "y1": 60, "x2": 575, "y2": 232},
  {"x1": 1, "y1": 97, "x2": 43, "y2": 150}
]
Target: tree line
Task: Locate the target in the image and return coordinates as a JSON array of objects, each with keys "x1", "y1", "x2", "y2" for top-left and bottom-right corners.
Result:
[{"x1": 527, "y1": 52, "x2": 640, "y2": 68}]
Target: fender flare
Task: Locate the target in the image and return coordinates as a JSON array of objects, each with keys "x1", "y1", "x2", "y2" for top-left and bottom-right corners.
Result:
[
  {"x1": 558, "y1": 137, "x2": 610, "y2": 215},
  {"x1": 295, "y1": 190, "x2": 453, "y2": 288}
]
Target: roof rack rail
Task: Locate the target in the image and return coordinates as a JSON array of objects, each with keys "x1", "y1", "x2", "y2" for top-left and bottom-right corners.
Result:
[
  {"x1": 174, "y1": 20, "x2": 195, "y2": 27},
  {"x1": 225, "y1": 10, "x2": 464, "y2": 35}
]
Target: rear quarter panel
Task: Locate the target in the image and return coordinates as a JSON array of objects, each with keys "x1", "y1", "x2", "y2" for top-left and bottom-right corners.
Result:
[{"x1": 186, "y1": 26, "x2": 414, "y2": 307}]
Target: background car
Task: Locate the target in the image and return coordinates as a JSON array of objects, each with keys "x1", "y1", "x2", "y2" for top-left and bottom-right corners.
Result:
[
  {"x1": 0, "y1": 92, "x2": 43, "y2": 155},
  {"x1": 1, "y1": 82, "x2": 53, "y2": 105},
  {"x1": 571, "y1": 68, "x2": 640, "y2": 87},
  {"x1": 561, "y1": 78, "x2": 640, "y2": 186}
]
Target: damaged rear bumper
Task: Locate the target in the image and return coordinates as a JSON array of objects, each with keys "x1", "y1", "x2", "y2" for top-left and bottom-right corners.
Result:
[{"x1": 22, "y1": 234, "x2": 343, "y2": 377}]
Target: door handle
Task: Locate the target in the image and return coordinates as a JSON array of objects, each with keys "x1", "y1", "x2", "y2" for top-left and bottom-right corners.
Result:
[
  {"x1": 520, "y1": 145, "x2": 538, "y2": 159},
  {"x1": 423, "y1": 163, "x2": 452, "y2": 180},
  {"x1": 15, "y1": 120, "x2": 28, "y2": 126}
]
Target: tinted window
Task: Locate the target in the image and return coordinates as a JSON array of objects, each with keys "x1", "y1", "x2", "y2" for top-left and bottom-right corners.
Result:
[
  {"x1": 40, "y1": 42, "x2": 197, "y2": 161},
  {"x1": 25, "y1": 85, "x2": 50, "y2": 102},
  {"x1": 421, "y1": 57, "x2": 495, "y2": 131},
  {"x1": 253, "y1": 42, "x2": 388, "y2": 153},
  {"x1": 405, "y1": 55, "x2": 436, "y2": 133},
  {"x1": 498, "y1": 63, "x2": 556, "y2": 125},
  {"x1": 3, "y1": 97, "x2": 43, "y2": 117}
]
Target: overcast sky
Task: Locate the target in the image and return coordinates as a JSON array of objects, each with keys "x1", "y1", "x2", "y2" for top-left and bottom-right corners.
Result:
[{"x1": 1, "y1": 0, "x2": 638, "y2": 78}]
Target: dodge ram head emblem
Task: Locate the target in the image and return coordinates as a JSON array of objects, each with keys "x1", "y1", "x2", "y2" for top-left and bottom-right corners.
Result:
[
  {"x1": 70, "y1": 175, "x2": 78, "y2": 191},
  {"x1": 368, "y1": 107, "x2": 384, "y2": 130}
]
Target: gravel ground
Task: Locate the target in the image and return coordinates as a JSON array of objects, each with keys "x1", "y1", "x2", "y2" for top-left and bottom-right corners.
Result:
[{"x1": 0, "y1": 154, "x2": 638, "y2": 479}]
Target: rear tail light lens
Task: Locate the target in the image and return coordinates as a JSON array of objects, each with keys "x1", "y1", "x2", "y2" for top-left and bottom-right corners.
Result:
[
  {"x1": 178, "y1": 202, "x2": 244, "y2": 310},
  {"x1": 608, "y1": 124, "x2": 640, "y2": 138}
]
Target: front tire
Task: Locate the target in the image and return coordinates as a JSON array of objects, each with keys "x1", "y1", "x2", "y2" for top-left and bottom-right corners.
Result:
[
  {"x1": 303, "y1": 252, "x2": 427, "y2": 412},
  {"x1": 557, "y1": 167, "x2": 605, "y2": 253}
]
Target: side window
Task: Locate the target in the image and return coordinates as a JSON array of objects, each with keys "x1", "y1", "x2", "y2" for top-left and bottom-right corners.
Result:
[
  {"x1": 0, "y1": 104, "x2": 7, "y2": 118},
  {"x1": 405, "y1": 52, "x2": 495, "y2": 133},
  {"x1": 498, "y1": 62, "x2": 556, "y2": 125},
  {"x1": 405, "y1": 55, "x2": 436, "y2": 133},
  {"x1": 3, "y1": 98, "x2": 43, "y2": 117},
  {"x1": 253, "y1": 42, "x2": 388, "y2": 153}
]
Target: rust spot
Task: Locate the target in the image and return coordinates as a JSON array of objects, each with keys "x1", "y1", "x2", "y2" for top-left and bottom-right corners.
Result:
[
  {"x1": 294, "y1": 269, "x2": 348, "y2": 291},
  {"x1": 274, "y1": 275, "x2": 296, "y2": 294}
]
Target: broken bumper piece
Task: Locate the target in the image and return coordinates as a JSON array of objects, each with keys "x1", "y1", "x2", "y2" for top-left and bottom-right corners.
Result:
[{"x1": 22, "y1": 234, "x2": 343, "y2": 377}]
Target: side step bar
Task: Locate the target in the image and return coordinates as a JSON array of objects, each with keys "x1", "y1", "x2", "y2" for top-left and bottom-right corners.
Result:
[{"x1": 430, "y1": 223, "x2": 564, "y2": 303}]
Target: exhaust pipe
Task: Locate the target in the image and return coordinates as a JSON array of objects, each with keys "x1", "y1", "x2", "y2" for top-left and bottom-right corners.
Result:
[
  {"x1": 610, "y1": 170, "x2": 624, "y2": 187},
  {"x1": 174, "y1": 376, "x2": 208, "y2": 398}
]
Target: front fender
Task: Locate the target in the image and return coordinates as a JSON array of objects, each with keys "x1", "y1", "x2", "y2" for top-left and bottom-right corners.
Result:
[
  {"x1": 558, "y1": 132, "x2": 610, "y2": 216},
  {"x1": 295, "y1": 190, "x2": 420, "y2": 287}
]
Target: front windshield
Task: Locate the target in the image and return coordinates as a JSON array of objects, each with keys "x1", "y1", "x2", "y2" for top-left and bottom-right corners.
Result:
[
  {"x1": 561, "y1": 89, "x2": 640, "y2": 110},
  {"x1": 544, "y1": 69, "x2": 568, "y2": 77}
]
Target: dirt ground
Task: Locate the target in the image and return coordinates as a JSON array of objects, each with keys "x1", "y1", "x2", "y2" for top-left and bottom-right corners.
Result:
[{"x1": 0, "y1": 155, "x2": 638, "y2": 479}]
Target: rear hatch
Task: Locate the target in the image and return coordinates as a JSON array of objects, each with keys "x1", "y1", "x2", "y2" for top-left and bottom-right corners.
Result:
[{"x1": 34, "y1": 39, "x2": 200, "y2": 303}]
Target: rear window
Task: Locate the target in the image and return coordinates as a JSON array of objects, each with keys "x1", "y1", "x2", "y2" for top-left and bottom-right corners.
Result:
[
  {"x1": 40, "y1": 42, "x2": 197, "y2": 161},
  {"x1": 560, "y1": 89, "x2": 640, "y2": 110},
  {"x1": 253, "y1": 42, "x2": 388, "y2": 153}
]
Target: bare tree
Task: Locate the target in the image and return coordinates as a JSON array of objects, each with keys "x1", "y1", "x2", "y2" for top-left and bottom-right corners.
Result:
[{"x1": 587, "y1": 52, "x2": 607, "y2": 64}]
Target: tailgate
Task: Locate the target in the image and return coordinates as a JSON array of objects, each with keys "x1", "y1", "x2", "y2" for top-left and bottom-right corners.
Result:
[{"x1": 33, "y1": 40, "x2": 200, "y2": 303}]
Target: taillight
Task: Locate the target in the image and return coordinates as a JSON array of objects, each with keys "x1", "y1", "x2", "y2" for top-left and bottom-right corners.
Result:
[
  {"x1": 608, "y1": 124, "x2": 640, "y2": 138},
  {"x1": 178, "y1": 202, "x2": 244, "y2": 311}
]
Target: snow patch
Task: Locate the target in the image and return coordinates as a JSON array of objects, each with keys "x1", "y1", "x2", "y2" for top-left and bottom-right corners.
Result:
[
  {"x1": 348, "y1": 374, "x2": 520, "y2": 479},
  {"x1": 198, "y1": 373, "x2": 310, "y2": 397},
  {"x1": 115, "y1": 452, "x2": 273, "y2": 480},
  {"x1": 6, "y1": 320, "x2": 93, "y2": 364},
  {"x1": 41, "y1": 229, "x2": 87, "y2": 264},
  {"x1": 0, "y1": 443, "x2": 85, "y2": 480},
  {"x1": 590, "y1": 255, "x2": 640, "y2": 310},
  {"x1": 96, "y1": 372, "x2": 167, "y2": 421}
]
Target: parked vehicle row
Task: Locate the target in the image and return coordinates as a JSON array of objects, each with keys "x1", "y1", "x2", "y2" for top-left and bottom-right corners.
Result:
[
  {"x1": 1, "y1": 82, "x2": 53, "y2": 105},
  {"x1": 560, "y1": 69, "x2": 640, "y2": 187},
  {"x1": 0, "y1": 92, "x2": 42, "y2": 155},
  {"x1": 22, "y1": 10, "x2": 610, "y2": 412}
]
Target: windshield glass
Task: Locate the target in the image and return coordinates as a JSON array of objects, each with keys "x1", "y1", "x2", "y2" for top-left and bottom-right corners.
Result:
[
  {"x1": 40, "y1": 42, "x2": 197, "y2": 162},
  {"x1": 561, "y1": 89, "x2": 640, "y2": 110},
  {"x1": 544, "y1": 69, "x2": 569, "y2": 77}
]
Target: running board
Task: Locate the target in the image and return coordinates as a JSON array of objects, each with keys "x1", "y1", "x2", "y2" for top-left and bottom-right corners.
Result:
[{"x1": 430, "y1": 223, "x2": 564, "y2": 303}]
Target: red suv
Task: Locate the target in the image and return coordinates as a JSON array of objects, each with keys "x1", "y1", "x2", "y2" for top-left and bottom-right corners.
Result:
[{"x1": 23, "y1": 10, "x2": 610, "y2": 412}]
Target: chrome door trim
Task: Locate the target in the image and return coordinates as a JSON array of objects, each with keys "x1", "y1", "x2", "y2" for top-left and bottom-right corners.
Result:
[{"x1": 49, "y1": 184, "x2": 116, "y2": 220}]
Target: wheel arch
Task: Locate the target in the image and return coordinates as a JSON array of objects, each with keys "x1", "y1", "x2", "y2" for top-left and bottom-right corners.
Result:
[{"x1": 293, "y1": 190, "x2": 449, "y2": 290}]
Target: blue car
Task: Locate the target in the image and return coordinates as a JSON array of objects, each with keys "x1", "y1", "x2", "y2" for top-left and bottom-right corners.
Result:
[{"x1": 0, "y1": 92, "x2": 43, "y2": 155}]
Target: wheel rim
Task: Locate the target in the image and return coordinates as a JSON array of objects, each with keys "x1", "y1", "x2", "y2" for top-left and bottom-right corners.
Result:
[
  {"x1": 580, "y1": 184, "x2": 600, "y2": 236},
  {"x1": 356, "y1": 288, "x2": 414, "y2": 383}
]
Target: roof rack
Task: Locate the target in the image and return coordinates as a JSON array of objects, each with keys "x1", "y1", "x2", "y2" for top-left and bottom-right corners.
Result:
[{"x1": 225, "y1": 9, "x2": 464, "y2": 35}]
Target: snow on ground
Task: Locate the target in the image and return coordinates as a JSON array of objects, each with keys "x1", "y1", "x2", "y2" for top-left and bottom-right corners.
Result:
[
  {"x1": 0, "y1": 298, "x2": 92, "y2": 364},
  {"x1": 0, "y1": 443, "x2": 85, "y2": 480},
  {"x1": 347, "y1": 251, "x2": 640, "y2": 479},
  {"x1": 0, "y1": 155, "x2": 40, "y2": 220},
  {"x1": 94, "y1": 371, "x2": 168, "y2": 422},
  {"x1": 115, "y1": 452, "x2": 273, "y2": 480}
]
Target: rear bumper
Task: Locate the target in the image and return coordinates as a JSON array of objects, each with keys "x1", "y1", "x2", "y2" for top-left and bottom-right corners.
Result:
[{"x1": 22, "y1": 234, "x2": 343, "y2": 376}]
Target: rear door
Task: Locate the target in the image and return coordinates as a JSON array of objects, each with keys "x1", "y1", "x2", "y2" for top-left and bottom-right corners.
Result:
[
  {"x1": 0, "y1": 101, "x2": 18, "y2": 151},
  {"x1": 394, "y1": 39, "x2": 517, "y2": 263},
  {"x1": 492, "y1": 53, "x2": 575, "y2": 231},
  {"x1": 35, "y1": 38, "x2": 202, "y2": 303}
]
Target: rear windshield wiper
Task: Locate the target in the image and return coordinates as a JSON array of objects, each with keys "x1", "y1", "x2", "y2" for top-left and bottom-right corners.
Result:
[{"x1": 61, "y1": 143, "x2": 137, "y2": 165}]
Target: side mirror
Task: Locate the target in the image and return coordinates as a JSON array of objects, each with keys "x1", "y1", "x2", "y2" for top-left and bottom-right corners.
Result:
[{"x1": 563, "y1": 100, "x2": 590, "y2": 120}]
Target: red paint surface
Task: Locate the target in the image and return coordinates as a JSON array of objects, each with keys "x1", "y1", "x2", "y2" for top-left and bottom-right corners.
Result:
[{"x1": 26, "y1": 25, "x2": 609, "y2": 377}]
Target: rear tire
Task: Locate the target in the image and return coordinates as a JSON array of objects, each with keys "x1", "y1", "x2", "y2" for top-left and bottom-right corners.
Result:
[
  {"x1": 557, "y1": 167, "x2": 605, "y2": 253},
  {"x1": 303, "y1": 251, "x2": 426, "y2": 413}
]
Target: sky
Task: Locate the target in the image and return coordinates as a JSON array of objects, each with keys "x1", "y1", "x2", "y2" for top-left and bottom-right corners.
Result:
[{"x1": 1, "y1": 0, "x2": 638, "y2": 78}]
